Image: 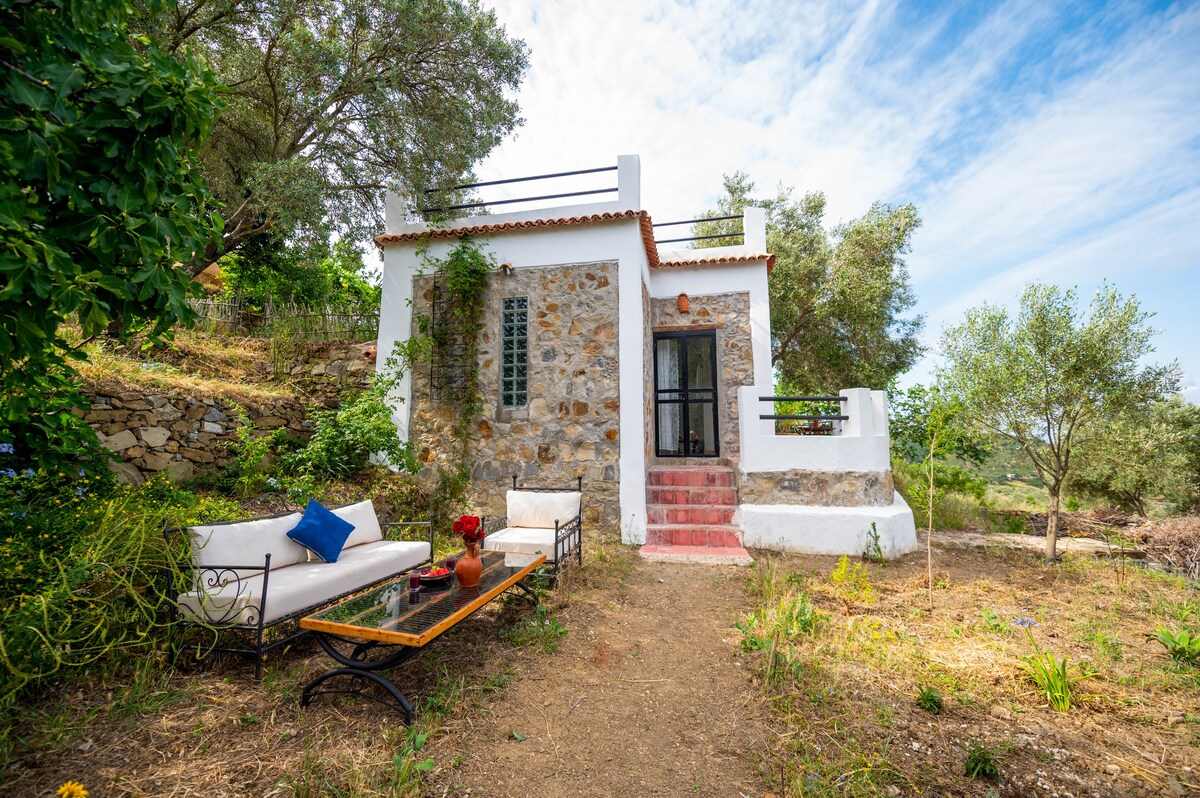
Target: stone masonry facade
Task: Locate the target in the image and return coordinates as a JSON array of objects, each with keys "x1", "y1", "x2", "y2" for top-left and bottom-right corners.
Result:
[
  {"x1": 650, "y1": 291, "x2": 754, "y2": 460},
  {"x1": 738, "y1": 469, "x2": 895, "y2": 506},
  {"x1": 409, "y1": 261, "x2": 621, "y2": 529}
]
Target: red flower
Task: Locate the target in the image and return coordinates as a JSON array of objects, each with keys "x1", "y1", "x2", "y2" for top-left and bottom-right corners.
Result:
[{"x1": 455, "y1": 515, "x2": 483, "y2": 544}]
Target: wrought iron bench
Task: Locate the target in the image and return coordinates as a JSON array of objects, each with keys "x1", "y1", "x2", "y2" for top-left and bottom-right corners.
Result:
[
  {"x1": 164, "y1": 496, "x2": 433, "y2": 679},
  {"x1": 481, "y1": 475, "x2": 583, "y2": 581}
]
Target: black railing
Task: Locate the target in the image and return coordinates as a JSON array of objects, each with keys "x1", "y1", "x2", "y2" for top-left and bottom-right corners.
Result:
[
  {"x1": 653, "y1": 214, "x2": 744, "y2": 245},
  {"x1": 759, "y1": 395, "x2": 848, "y2": 435},
  {"x1": 420, "y1": 165, "x2": 618, "y2": 215}
]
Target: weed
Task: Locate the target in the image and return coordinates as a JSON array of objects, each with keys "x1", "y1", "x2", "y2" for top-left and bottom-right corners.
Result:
[
  {"x1": 916, "y1": 687, "x2": 943, "y2": 714},
  {"x1": 1150, "y1": 626, "x2": 1200, "y2": 666},
  {"x1": 862, "y1": 522, "x2": 885, "y2": 565},
  {"x1": 829, "y1": 556, "x2": 877, "y2": 606},
  {"x1": 421, "y1": 670, "x2": 465, "y2": 726},
  {"x1": 963, "y1": 739, "x2": 1000, "y2": 781},
  {"x1": 977, "y1": 608, "x2": 1010, "y2": 634},
  {"x1": 1014, "y1": 616, "x2": 1096, "y2": 711},
  {"x1": 736, "y1": 591, "x2": 825, "y2": 685},
  {"x1": 502, "y1": 606, "x2": 568, "y2": 653},
  {"x1": 386, "y1": 726, "x2": 435, "y2": 795}
]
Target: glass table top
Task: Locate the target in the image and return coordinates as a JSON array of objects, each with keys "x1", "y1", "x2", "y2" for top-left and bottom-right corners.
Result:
[{"x1": 301, "y1": 550, "x2": 544, "y2": 646}]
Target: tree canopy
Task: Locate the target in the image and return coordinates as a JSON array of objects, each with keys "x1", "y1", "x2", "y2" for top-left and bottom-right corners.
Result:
[
  {"x1": 940, "y1": 282, "x2": 1179, "y2": 559},
  {"x1": 695, "y1": 173, "x2": 923, "y2": 393},
  {"x1": 0, "y1": 0, "x2": 222, "y2": 467},
  {"x1": 138, "y1": 0, "x2": 530, "y2": 272}
]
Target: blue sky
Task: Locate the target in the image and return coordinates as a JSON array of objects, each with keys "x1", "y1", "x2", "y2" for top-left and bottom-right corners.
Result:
[{"x1": 470, "y1": 0, "x2": 1199, "y2": 397}]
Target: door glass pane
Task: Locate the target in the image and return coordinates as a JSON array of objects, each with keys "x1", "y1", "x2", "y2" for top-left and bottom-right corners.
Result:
[
  {"x1": 657, "y1": 403, "x2": 683, "y2": 456},
  {"x1": 687, "y1": 401, "x2": 717, "y2": 456},
  {"x1": 656, "y1": 339, "x2": 681, "y2": 390},
  {"x1": 687, "y1": 336, "x2": 715, "y2": 390}
]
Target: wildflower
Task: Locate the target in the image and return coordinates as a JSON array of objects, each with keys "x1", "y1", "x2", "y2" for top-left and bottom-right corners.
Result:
[
  {"x1": 21, "y1": 468, "x2": 34, "y2": 478},
  {"x1": 76, "y1": 486, "x2": 86, "y2": 497},
  {"x1": 0, "y1": 468, "x2": 15, "y2": 478},
  {"x1": 266, "y1": 477, "x2": 279, "y2": 488},
  {"x1": 1013, "y1": 616, "x2": 1038, "y2": 629},
  {"x1": 56, "y1": 781, "x2": 88, "y2": 798},
  {"x1": 78, "y1": 468, "x2": 86, "y2": 477},
  {"x1": 0, "y1": 442, "x2": 13, "y2": 454}
]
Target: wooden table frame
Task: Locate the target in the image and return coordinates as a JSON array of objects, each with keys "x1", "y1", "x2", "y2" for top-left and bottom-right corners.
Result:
[{"x1": 298, "y1": 551, "x2": 546, "y2": 722}]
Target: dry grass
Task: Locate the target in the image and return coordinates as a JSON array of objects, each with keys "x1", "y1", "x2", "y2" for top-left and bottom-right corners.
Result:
[{"x1": 742, "y1": 542, "x2": 1200, "y2": 796}]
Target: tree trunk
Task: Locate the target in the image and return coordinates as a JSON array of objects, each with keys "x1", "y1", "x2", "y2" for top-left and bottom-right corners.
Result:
[
  {"x1": 927, "y1": 442, "x2": 935, "y2": 612},
  {"x1": 1045, "y1": 487, "x2": 1061, "y2": 562}
]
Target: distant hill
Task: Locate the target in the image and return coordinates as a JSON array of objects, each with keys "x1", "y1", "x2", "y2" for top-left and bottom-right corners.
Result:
[{"x1": 955, "y1": 435, "x2": 1043, "y2": 486}]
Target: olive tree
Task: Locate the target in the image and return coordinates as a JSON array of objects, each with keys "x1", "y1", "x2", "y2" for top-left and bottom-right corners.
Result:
[
  {"x1": 695, "y1": 173, "x2": 923, "y2": 393},
  {"x1": 137, "y1": 0, "x2": 529, "y2": 271},
  {"x1": 940, "y1": 283, "x2": 1179, "y2": 561}
]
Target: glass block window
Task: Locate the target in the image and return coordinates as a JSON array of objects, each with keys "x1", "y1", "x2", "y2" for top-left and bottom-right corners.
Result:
[{"x1": 501, "y1": 296, "x2": 528, "y2": 407}]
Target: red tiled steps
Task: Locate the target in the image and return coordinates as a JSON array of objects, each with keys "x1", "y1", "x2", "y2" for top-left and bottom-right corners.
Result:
[{"x1": 643, "y1": 465, "x2": 752, "y2": 565}]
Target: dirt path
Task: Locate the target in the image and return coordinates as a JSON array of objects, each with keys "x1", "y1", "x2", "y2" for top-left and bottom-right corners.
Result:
[{"x1": 431, "y1": 557, "x2": 771, "y2": 797}]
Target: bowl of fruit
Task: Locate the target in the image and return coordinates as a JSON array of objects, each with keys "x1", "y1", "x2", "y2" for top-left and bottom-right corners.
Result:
[{"x1": 418, "y1": 565, "x2": 453, "y2": 587}]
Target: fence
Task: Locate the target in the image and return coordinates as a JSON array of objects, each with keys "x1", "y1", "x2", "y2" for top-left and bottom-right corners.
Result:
[{"x1": 188, "y1": 297, "x2": 379, "y2": 341}]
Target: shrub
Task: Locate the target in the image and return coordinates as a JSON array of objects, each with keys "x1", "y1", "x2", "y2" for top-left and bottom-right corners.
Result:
[
  {"x1": 736, "y1": 591, "x2": 826, "y2": 685},
  {"x1": 830, "y1": 556, "x2": 877, "y2": 606},
  {"x1": 285, "y1": 351, "x2": 416, "y2": 478},
  {"x1": 1150, "y1": 626, "x2": 1200, "y2": 666},
  {"x1": 0, "y1": 471, "x2": 237, "y2": 752}
]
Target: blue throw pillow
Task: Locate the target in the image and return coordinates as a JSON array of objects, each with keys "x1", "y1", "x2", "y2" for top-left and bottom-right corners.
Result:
[{"x1": 287, "y1": 500, "x2": 355, "y2": 563}]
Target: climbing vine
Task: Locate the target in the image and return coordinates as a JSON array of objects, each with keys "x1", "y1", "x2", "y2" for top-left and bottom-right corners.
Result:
[{"x1": 417, "y1": 238, "x2": 495, "y2": 525}]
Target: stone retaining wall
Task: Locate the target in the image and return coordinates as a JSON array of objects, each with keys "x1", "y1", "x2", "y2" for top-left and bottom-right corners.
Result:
[
  {"x1": 738, "y1": 468, "x2": 894, "y2": 507},
  {"x1": 85, "y1": 390, "x2": 310, "y2": 483}
]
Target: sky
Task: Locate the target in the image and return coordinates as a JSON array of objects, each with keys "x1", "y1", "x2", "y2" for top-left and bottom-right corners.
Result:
[{"x1": 462, "y1": 0, "x2": 1199, "y2": 397}]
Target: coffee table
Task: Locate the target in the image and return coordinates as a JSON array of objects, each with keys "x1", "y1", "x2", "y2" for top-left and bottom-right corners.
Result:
[{"x1": 299, "y1": 549, "x2": 546, "y2": 722}]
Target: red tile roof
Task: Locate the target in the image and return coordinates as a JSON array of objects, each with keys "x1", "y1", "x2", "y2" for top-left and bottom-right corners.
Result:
[
  {"x1": 657, "y1": 253, "x2": 776, "y2": 273},
  {"x1": 373, "y1": 209, "x2": 772, "y2": 272}
]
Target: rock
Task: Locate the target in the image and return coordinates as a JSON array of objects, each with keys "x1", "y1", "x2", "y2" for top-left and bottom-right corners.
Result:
[
  {"x1": 139, "y1": 427, "x2": 171, "y2": 448},
  {"x1": 181, "y1": 447, "x2": 215, "y2": 464},
  {"x1": 166, "y1": 460, "x2": 194, "y2": 483},
  {"x1": 101, "y1": 429, "x2": 138, "y2": 452},
  {"x1": 203, "y1": 407, "x2": 227, "y2": 423},
  {"x1": 990, "y1": 705, "x2": 1014, "y2": 721},
  {"x1": 108, "y1": 460, "x2": 144, "y2": 486},
  {"x1": 1104, "y1": 764, "x2": 1120, "y2": 776},
  {"x1": 124, "y1": 446, "x2": 146, "y2": 459},
  {"x1": 255, "y1": 416, "x2": 286, "y2": 429},
  {"x1": 141, "y1": 451, "x2": 172, "y2": 471},
  {"x1": 153, "y1": 405, "x2": 183, "y2": 422},
  {"x1": 202, "y1": 421, "x2": 223, "y2": 434}
]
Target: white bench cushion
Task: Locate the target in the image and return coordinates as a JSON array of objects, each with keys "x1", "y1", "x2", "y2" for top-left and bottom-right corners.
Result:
[
  {"x1": 506, "y1": 490, "x2": 581, "y2": 529},
  {"x1": 484, "y1": 526, "x2": 558, "y2": 561},
  {"x1": 177, "y1": 538, "x2": 430, "y2": 625},
  {"x1": 189, "y1": 511, "x2": 308, "y2": 578},
  {"x1": 332, "y1": 499, "x2": 383, "y2": 548}
]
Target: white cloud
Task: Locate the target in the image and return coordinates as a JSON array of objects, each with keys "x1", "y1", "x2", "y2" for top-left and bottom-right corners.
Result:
[{"x1": 459, "y1": 0, "x2": 1199, "y2": 395}]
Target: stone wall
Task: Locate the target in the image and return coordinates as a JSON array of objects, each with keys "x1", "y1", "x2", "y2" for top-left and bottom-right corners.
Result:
[
  {"x1": 650, "y1": 291, "x2": 754, "y2": 459},
  {"x1": 409, "y1": 261, "x2": 622, "y2": 529},
  {"x1": 86, "y1": 390, "x2": 310, "y2": 483},
  {"x1": 282, "y1": 342, "x2": 377, "y2": 404},
  {"x1": 738, "y1": 469, "x2": 895, "y2": 507}
]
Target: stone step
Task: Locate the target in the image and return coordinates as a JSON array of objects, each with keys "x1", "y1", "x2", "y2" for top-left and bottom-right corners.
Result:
[
  {"x1": 647, "y1": 504, "x2": 736, "y2": 525},
  {"x1": 640, "y1": 545, "x2": 754, "y2": 566},
  {"x1": 646, "y1": 524, "x2": 742, "y2": 548},
  {"x1": 647, "y1": 466, "x2": 734, "y2": 488},
  {"x1": 646, "y1": 486, "x2": 737, "y2": 506}
]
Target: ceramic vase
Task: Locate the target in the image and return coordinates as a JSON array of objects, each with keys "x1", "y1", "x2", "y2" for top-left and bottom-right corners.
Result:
[{"x1": 455, "y1": 542, "x2": 482, "y2": 588}]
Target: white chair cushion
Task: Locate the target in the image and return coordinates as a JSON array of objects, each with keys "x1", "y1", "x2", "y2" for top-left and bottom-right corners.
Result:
[
  {"x1": 506, "y1": 490, "x2": 581, "y2": 529},
  {"x1": 177, "y1": 539, "x2": 431, "y2": 626},
  {"x1": 484, "y1": 526, "x2": 558, "y2": 561},
  {"x1": 189, "y1": 511, "x2": 307, "y2": 578},
  {"x1": 332, "y1": 499, "x2": 383, "y2": 548}
]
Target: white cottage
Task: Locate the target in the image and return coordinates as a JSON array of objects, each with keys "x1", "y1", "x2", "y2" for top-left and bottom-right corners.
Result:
[{"x1": 376, "y1": 155, "x2": 916, "y2": 561}]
